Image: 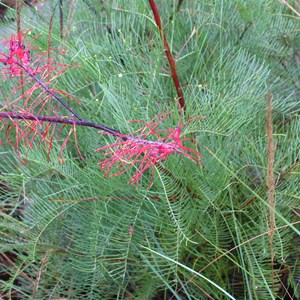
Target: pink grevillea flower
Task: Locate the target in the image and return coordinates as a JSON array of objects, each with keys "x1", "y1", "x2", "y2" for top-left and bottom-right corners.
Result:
[
  {"x1": 96, "y1": 114, "x2": 203, "y2": 187},
  {"x1": 0, "y1": 31, "x2": 76, "y2": 115},
  {"x1": 0, "y1": 31, "x2": 33, "y2": 75}
]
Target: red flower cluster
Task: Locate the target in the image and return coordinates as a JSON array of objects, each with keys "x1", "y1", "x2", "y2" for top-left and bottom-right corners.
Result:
[
  {"x1": 96, "y1": 114, "x2": 203, "y2": 187},
  {"x1": 0, "y1": 31, "x2": 79, "y2": 161},
  {"x1": 0, "y1": 31, "x2": 74, "y2": 114},
  {"x1": 0, "y1": 31, "x2": 32, "y2": 75}
]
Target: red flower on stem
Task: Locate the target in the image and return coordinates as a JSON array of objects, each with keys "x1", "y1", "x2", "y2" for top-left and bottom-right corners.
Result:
[
  {"x1": 0, "y1": 31, "x2": 81, "y2": 160},
  {"x1": 96, "y1": 114, "x2": 203, "y2": 187}
]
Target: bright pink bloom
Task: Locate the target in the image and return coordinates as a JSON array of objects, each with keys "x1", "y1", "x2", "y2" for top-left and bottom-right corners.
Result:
[
  {"x1": 0, "y1": 31, "x2": 80, "y2": 160},
  {"x1": 96, "y1": 114, "x2": 203, "y2": 187},
  {"x1": 0, "y1": 31, "x2": 33, "y2": 75}
]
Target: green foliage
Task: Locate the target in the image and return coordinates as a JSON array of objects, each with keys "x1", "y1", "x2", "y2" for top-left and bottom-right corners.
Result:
[{"x1": 0, "y1": 0, "x2": 299, "y2": 299}]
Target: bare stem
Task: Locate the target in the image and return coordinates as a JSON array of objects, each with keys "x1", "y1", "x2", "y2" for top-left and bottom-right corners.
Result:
[
  {"x1": 59, "y1": 0, "x2": 64, "y2": 39},
  {"x1": 148, "y1": 0, "x2": 185, "y2": 110},
  {"x1": 0, "y1": 112, "x2": 122, "y2": 137},
  {"x1": 18, "y1": 63, "x2": 85, "y2": 121}
]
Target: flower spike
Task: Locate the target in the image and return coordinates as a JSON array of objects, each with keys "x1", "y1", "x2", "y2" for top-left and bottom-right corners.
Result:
[{"x1": 96, "y1": 114, "x2": 203, "y2": 187}]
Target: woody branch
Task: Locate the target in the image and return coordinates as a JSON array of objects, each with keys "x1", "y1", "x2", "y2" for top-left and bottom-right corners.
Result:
[{"x1": 148, "y1": 0, "x2": 185, "y2": 110}]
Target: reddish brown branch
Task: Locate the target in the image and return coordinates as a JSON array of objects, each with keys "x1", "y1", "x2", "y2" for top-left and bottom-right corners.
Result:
[
  {"x1": 148, "y1": 0, "x2": 185, "y2": 110},
  {"x1": 0, "y1": 112, "x2": 122, "y2": 137}
]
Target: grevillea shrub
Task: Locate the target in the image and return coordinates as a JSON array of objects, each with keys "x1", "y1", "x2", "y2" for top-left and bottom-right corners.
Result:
[{"x1": 0, "y1": 1, "x2": 299, "y2": 299}]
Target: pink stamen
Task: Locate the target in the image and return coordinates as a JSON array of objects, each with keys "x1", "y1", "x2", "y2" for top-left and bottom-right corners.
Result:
[{"x1": 96, "y1": 114, "x2": 203, "y2": 187}]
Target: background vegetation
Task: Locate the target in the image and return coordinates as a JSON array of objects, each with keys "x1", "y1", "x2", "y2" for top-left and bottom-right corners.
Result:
[{"x1": 0, "y1": 0, "x2": 299, "y2": 299}]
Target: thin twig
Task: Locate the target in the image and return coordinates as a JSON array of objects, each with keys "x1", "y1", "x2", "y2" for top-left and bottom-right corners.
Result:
[
  {"x1": 276, "y1": 159, "x2": 300, "y2": 185},
  {"x1": 236, "y1": 22, "x2": 252, "y2": 44},
  {"x1": 0, "y1": 112, "x2": 122, "y2": 137},
  {"x1": 64, "y1": 0, "x2": 76, "y2": 39},
  {"x1": 148, "y1": 0, "x2": 185, "y2": 110},
  {"x1": 32, "y1": 250, "x2": 52, "y2": 300},
  {"x1": 279, "y1": 0, "x2": 300, "y2": 17},
  {"x1": 16, "y1": 0, "x2": 21, "y2": 33},
  {"x1": 59, "y1": 0, "x2": 64, "y2": 39},
  {"x1": 175, "y1": 27, "x2": 197, "y2": 61},
  {"x1": 18, "y1": 63, "x2": 84, "y2": 121},
  {"x1": 47, "y1": 3, "x2": 56, "y2": 86},
  {"x1": 176, "y1": 0, "x2": 185, "y2": 12},
  {"x1": 169, "y1": 0, "x2": 185, "y2": 21}
]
